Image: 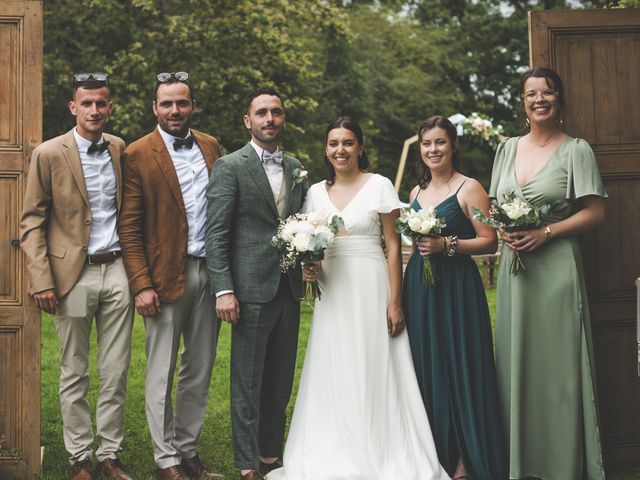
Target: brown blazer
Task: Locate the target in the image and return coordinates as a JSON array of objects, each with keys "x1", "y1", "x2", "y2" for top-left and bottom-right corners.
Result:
[
  {"x1": 19, "y1": 129, "x2": 126, "y2": 298},
  {"x1": 118, "y1": 128, "x2": 221, "y2": 303}
]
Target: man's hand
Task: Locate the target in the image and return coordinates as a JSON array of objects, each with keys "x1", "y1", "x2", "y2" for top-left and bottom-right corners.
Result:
[
  {"x1": 216, "y1": 293, "x2": 240, "y2": 324},
  {"x1": 135, "y1": 288, "x2": 161, "y2": 317},
  {"x1": 33, "y1": 289, "x2": 58, "y2": 314}
]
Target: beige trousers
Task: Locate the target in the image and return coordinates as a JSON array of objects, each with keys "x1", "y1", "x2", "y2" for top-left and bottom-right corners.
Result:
[
  {"x1": 144, "y1": 257, "x2": 220, "y2": 469},
  {"x1": 54, "y1": 258, "x2": 134, "y2": 464}
]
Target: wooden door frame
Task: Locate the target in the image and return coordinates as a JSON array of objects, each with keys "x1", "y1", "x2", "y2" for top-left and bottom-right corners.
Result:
[{"x1": 0, "y1": 1, "x2": 42, "y2": 478}]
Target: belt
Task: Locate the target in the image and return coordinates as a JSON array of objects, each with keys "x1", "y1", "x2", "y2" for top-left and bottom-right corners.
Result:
[{"x1": 86, "y1": 250, "x2": 121, "y2": 265}]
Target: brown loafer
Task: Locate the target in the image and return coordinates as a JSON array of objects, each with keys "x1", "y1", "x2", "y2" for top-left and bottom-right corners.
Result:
[
  {"x1": 159, "y1": 465, "x2": 190, "y2": 480},
  {"x1": 240, "y1": 471, "x2": 264, "y2": 480},
  {"x1": 72, "y1": 458, "x2": 93, "y2": 480},
  {"x1": 181, "y1": 454, "x2": 224, "y2": 479},
  {"x1": 258, "y1": 458, "x2": 282, "y2": 476},
  {"x1": 99, "y1": 458, "x2": 133, "y2": 480}
]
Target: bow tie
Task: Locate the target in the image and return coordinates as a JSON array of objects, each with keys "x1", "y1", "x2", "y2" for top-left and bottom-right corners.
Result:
[
  {"x1": 173, "y1": 136, "x2": 195, "y2": 151},
  {"x1": 87, "y1": 140, "x2": 110, "y2": 155},
  {"x1": 262, "y1": 150, "x2": 283, "y2": 165}
]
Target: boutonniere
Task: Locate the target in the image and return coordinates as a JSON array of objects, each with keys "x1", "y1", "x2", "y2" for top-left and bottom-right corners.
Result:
[{"x1": 292, "y1": 167, "x2": 308, "y2": 191}]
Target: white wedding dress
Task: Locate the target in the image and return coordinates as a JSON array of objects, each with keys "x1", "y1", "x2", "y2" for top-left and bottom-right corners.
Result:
[{"x1": 268, "y1": 174, "x2": 449, "y2": 480}]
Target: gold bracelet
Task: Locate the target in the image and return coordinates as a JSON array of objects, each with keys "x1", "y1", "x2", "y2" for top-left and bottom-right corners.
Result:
[{"x1": 544, "y1": 225, "x2": 552, "y2": 241}]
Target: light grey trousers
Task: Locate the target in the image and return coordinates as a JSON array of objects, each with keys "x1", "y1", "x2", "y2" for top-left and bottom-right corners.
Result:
[
  {"x1": 54, "y1": 259, "x2": 134, "y2": 464},
  {"x1": 144, "y1": 257, "x2": 220, "y2": 469}
]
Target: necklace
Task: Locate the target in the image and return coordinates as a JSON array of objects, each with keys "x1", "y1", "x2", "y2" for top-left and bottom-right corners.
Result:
[
  {"x1": 528, "y1": 133, "x2": 560, "y2": 149},
  {"x1": 429, "y1": 171, "x2": 455, "y2": 191}
]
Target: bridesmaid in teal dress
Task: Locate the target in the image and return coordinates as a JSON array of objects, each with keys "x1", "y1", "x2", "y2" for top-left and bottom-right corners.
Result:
[
  {"x1": 403, "y1": 116, "x2": 507, "y2": 480},
  {"x1": 490, "y1": 67, "x2": 606, "y2": 479}
]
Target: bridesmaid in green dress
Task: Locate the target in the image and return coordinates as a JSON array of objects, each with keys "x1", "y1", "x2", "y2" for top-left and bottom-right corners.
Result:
[
  {"x1": 403, "y1": 116, "x2": 507, "y2": 480},
  {"x1": 490, "y1": 67, "x2": 607, "y2": 479}
]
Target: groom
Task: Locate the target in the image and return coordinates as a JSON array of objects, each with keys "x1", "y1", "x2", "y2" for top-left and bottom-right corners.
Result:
[{"x1": 205, "y1": 87, "x2": 307, "y2": 480}]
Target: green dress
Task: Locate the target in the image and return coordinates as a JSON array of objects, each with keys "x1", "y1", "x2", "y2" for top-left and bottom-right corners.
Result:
[
  {"x1": 489, "y1": 136, "x2": 607, "y2": 480},
  {"x1": 403, "y1": 183, "x2": 508, "y2": 480}
]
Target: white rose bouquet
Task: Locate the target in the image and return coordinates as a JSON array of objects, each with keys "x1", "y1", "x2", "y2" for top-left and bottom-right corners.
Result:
[
  {"x1": 396, "y1": 207, "x2": 447, "y2": 286},
  {"x1": 271, "y1": 211, "x2": 344, "y2": 300},
  {"x1": 472, "y1": 190, "x2": 551, "y2": 276}
]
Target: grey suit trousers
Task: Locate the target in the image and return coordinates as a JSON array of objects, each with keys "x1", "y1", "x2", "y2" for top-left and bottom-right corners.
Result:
[
  {"x1": 231, "y1": 275, "x2": 300, "y2": 469},
  {"x1": 144, "y1": 257, "x2": 220, "y2": 468}
]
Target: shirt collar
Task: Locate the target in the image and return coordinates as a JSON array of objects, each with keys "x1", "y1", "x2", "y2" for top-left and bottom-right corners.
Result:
[
  {"x1": 73, "y1": 128, "x2": 104, "y2": 152},
  {"x1": 250, "y1": 140, "x2": 280, "y2": 163},
  {"x1": 157, "y1": 125, "x2": 193, "y2": 150}
]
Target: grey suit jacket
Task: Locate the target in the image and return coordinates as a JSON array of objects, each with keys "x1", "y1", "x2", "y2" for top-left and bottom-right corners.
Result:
[{"x1": 205, "y1": 142, "x2": 308, "y2": 303}]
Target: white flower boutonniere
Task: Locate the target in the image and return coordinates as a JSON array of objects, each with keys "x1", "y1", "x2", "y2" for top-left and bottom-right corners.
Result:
[{"x1": 292, "y1": 167, "x2": 308, "y2": 191}]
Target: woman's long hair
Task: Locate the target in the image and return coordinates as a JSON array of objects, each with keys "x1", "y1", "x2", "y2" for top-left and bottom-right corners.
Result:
[
  {"x1": 325, "y1": 116, "x2": 370, "y2": 186},
  {"x1": 415, "y1": 115, "x2": 462, "y2": 190}
]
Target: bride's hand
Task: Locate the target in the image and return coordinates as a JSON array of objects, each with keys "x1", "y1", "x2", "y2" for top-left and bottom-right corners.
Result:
[
  {"x1": 387, "y1": 302, "x2": 405, "y2": 337},
  {"x1": 302, "y1": 261, "x2": 321, "y2": 282}
]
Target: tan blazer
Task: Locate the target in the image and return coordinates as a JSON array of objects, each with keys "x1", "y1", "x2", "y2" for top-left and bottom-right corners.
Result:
[
  {"x1": 20, "y1": 129, "x2": 126, "y2": 298},
  {"x1": 118, "y1": 128, "x2": 221, "y2": 303}
]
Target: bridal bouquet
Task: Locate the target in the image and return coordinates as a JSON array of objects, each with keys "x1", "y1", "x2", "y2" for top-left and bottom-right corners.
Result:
[
  {"x1": 396, "y1": 207, "x2": 447, "y2": 286},
  {"x1": 271, "y1": 211, "x2": 344, "y2": 300},
  {"x1": 472, "y1": 191, "x2": 550, "y2": 276}
]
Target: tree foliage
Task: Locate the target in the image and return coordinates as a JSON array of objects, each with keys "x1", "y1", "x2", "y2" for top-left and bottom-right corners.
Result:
[{"x1": 43, "y1": 0, "x2": 621, "y2": 197}]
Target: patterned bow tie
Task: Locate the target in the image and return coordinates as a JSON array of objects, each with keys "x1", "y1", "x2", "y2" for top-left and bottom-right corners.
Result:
[
  {"x1": 173, "y1": 135, "x2": 195, "y2": 151},
  {"x1": 262, "y1": 150, "x2": 283, "y2": 165},
  {"x1": 87, "y1": 140, "x2": 110, "y2": 155}
]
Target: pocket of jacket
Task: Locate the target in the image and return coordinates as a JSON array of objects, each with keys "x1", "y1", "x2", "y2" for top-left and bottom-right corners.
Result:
[{"x1": 47, "y1": 246, "x2": 67, "y2": 259}]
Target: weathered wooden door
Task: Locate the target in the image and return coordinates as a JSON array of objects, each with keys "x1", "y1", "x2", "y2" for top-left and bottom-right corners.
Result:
[
  {"x1": 0, "y1": 1, "x2": 42, "y2": 478},
  {"x1": 530, "y1": 9, "x2": 640, "y2": 469}
]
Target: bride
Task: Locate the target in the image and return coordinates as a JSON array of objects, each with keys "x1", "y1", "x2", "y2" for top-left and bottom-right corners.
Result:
[{"x1": 267, "y1": 117, "x2": 449, "y2": 480}]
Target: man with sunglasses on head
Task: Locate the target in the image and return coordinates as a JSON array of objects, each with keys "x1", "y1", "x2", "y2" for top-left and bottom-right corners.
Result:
[
  {"x1": 119, "y1": 71, "x2": 223, "y2": 480},
  {"x1": 20, "y1": 72, "x2": 134, "y2": 480}
]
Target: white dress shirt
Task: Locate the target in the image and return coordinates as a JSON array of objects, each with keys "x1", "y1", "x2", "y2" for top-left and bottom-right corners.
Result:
[
  {"x1": 250, "y1": 140, "x2": 283, "y2": 200},
  {"x1": 158, "y1": 126, "x2": 209, "y2": 258},
  {"x1": 74, "y1": 129, "x2": 120, "y2": 255}
]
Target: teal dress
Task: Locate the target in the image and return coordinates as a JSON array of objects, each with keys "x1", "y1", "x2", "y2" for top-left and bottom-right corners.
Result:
[
  {"x1": 403, "y1": 184, "x2": 508, "y2": 480},
  {"x1": 490, "y1": 137, "x2": 607, "y2": 480}
]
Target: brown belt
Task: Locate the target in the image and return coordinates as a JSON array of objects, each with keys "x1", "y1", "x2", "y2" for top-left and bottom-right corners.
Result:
[{"x1": 86, "y1": 250, "x2": 121, "y2": 265}]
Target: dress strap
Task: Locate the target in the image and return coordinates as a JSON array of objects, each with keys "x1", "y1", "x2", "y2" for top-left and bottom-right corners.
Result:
[
  {"x1": 410, "y1": 187, "x2": 422, "y2": 207},
  {"x1": 455, "y1": 179, "x2": 468, "y2": 195}
]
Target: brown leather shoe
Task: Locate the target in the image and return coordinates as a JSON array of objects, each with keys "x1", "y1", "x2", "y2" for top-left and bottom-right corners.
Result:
[
  {"x1": 99, "y1": 458, "x2": 133, "y2": 480},
  {"x1": 240, "y1": 471, "x2": 264, "y2": 480},
  {"x1": 258, "y1": 458, "x2": 282, "y2": 476},
  {"x1": 72, "y1": 458, "x2": 93, "y2": 480},
  {"x1": 181, "y1": 455, "x2": 224, "y2": 479},
  {"x1": 158, "y1": 465, "x2": 190, "y2": 480}
]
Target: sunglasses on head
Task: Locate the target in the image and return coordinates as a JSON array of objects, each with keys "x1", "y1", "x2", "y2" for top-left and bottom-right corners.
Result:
[
  {"x1": 73, "y1": 72, "x2": 109, "y2": 86},
  {"x1": 157, "y1": 71, "x2": 189, "y2": 82}
]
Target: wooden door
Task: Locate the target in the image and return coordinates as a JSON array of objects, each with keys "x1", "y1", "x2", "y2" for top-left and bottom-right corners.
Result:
[
  {"x1": 530, "y1": 9, "x2": 640, "y2": 469},
  {"x1": 0, "y1": 1, "x2": 42, "y2": 478}
]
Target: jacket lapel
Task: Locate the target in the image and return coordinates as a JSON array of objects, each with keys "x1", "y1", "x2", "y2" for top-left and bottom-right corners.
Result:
[
  {"x1": 61, "y1": 129, "x2": 90, "y2": 207},
  {"x1": 242, "y1": 143, "x2": 279, "y2": 217},
  {"x1": 193, "y1": 130, "x2": 215, "y2": 173},
  {"x1": 282, "y1": 155, "x2": 294, "y2": 217},
  {"x1": 106, "y1": 136, "x2": 123, "y2": 211},
  {"x1": 151, "y1": 129, "x2": 187, "y2": 216}
]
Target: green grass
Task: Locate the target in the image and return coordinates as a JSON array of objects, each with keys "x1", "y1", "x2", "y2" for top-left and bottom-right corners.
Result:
[{"x1": 39, "y1": 292, "x2": 639, "y2": 479}]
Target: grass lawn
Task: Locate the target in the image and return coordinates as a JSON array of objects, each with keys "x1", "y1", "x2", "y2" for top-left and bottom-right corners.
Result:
[{"x1": 38, "y1": 289, "x2": 638, "y2": 479}]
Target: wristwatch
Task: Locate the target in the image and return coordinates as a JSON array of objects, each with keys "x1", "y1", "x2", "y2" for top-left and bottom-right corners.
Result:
[{"x1": 544, "y1": 225, "x2": 552, "y2": 241}]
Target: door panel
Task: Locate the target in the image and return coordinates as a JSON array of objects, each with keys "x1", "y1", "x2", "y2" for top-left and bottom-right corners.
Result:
[
  {"x1": 530, "y1": 9, "x2": 640, "y2": 468},
  {"x1": 0, "y1": 1, "x2": 42, "y2": 478}
]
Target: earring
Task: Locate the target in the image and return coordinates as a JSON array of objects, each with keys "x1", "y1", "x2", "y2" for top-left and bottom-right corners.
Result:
[{"x1": 525, "y1": 118, "x2": 531, "y2": 127}]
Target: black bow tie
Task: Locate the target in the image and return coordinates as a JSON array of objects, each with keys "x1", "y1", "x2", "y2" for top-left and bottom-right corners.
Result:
[
  {"x1": 173, "y1": 136, "x2": 195, "y2": 151},
  {"x1": 87, "y1": 140, "x2": 110, "y2": 154}
]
